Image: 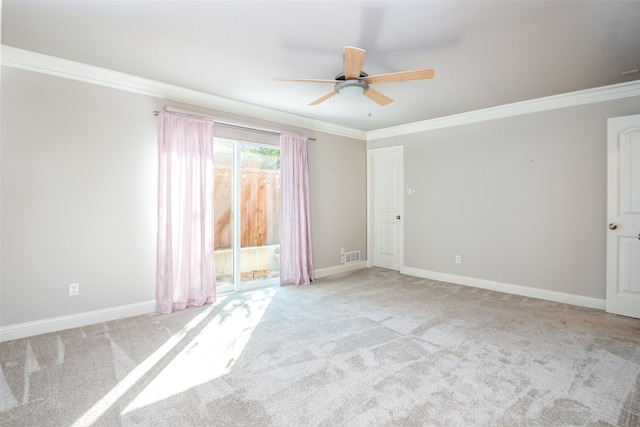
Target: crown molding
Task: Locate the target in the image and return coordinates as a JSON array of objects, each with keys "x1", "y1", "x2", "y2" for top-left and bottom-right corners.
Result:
[
  {"x1": 5, "y1": 45, "x2": 639, "y2": 143},
  {"x1": 367, "y1": 79, "x2": 640, "y2": 141},
  {"x1": 1, "y1": 45, "x2": 367, "y2": 141}
]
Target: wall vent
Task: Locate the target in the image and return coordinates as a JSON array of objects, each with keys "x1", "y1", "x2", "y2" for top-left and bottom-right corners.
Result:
[{"x1": 344, "y1": 250, "x2": 361, "y2": 264}]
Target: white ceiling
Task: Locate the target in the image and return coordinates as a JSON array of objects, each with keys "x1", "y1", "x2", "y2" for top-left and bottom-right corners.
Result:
[{"x1": 3, "y1": 0, "x2": 640, "y2": 132}]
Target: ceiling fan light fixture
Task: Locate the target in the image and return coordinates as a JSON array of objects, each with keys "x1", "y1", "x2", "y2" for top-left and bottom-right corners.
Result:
[{"x1": 335, "y1": 80, "x2": 368, "y2": 97}]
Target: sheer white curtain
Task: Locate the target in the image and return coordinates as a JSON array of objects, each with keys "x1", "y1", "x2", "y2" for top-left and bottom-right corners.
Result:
[
  {"x1": 156, "y1": 112, "x2": 216, "y2": 314},
  {"x1": 279, "y1": 133, "x2": 314, "y2": 285}
]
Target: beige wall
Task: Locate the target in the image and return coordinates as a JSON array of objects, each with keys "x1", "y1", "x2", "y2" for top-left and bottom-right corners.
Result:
[
  {"x1": 4, "y1": 61, "x2": 635, "y2": 327},
  {"x1": 369, "y1": 97, "x2": 640, "y2": 299},
  {"x1": 309, "y1": 132, "x2": 367, "y2": 268},
  {"x1": 0, "y1": 67, "x2": 367, "y2": 326}
]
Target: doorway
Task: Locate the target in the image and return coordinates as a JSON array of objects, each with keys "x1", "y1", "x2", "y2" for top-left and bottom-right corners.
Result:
[
  {"x1": 214, "y1": 138, "x2": 281, "y2": 293},
  {"x1": 368, "y1": 146, "x2": 403, "y2": 271},
  {"x1": 606, "y1": 114, "x2": 640, "y2": 319}
]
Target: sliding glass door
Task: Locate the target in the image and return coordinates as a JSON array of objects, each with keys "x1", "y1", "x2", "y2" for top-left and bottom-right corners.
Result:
[{"x1": 213, "y1": 138, "x2": 280, "y2": 292}]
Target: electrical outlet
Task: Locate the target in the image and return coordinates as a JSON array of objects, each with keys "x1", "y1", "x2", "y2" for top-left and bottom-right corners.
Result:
[
  {"x1": 69, "y1": 283, "x2": 79, "y2": 296},
  {"x1": 455, "y1": 255, "x2": 461, "y2": 264}
]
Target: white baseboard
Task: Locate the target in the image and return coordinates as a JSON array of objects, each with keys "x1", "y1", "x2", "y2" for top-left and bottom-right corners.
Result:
[
  {"x1": 314, "y1": 261, "x2": 368, "y2": 279},
  {"x1": 0, "y1": 300, "x2": 156, "y2": 342},
  {"x1": 401, "y1": 266, "x2": 606, "y2": 311},
  {"x1": 0, "y1": 262, "x2": 366, "y2": 342},
  {"x1": 4, "y1": 264, "x2": 600, "y2": 342}
]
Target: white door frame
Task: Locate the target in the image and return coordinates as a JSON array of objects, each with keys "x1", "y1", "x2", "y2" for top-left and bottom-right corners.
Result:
[{"x1": 367, "y1": 146, "x2": 404, "y2": 270}]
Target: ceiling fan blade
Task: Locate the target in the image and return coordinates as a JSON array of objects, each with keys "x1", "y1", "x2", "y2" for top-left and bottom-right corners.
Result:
[
  {"x1": 363, "y1": 88, "x2": 393, "y2": 106},
  {"x1": 363, "y1": 68, "x2": 435, "y2": 84},
  {"x1": 344, "y1": 46, "x2": 366, "y2": 79},
  {"x1": 309, "y1": 91, "x2": 338, "y2": 106},
  {"x1": 274, "y1": 77, "x2": 338, "y2": 83}
]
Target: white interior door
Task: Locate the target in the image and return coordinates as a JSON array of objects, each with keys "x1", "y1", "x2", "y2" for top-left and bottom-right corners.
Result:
[
  {"x1": 370, "y1": 147, "x2": 403, "y2": 270},
  {"x1": 606, "y1": 113, "x2": 640, "y2": 319}
]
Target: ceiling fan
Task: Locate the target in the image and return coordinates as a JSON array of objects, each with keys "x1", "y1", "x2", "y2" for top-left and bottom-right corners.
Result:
[{"x1": 274, "y1": 46, "x2": 434, "y2": 106}]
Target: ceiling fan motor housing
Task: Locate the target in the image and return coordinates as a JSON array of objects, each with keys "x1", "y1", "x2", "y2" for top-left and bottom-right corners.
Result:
[{"x1": 334, "y1": 71, "x2": 369, "y2": 80}]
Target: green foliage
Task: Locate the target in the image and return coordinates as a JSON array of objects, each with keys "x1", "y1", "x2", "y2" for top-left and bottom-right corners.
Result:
[{"x1": 241, "y1": 146, "x2": 280, "y2": 170}]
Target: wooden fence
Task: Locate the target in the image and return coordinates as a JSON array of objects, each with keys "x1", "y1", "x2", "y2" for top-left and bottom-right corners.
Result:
[{"x1": 213, "y1": 165, "x2": 280, "y2": 250}]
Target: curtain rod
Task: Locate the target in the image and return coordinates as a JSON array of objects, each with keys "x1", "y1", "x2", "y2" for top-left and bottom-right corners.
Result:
[{"x1": 153, "y1": 109, "x2": 317, "y2": 141}]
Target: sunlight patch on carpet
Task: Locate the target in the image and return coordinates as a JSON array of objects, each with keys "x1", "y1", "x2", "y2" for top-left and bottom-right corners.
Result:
[
  {"x1": 121, "y1": 288, "x2": 275, "y2": 415},
  {"x1": 70, "y1": 301, "x2": 221, "y2": 427},
  {"x1": 71, "y1": 289, "x2": 274, "y2": 426}
]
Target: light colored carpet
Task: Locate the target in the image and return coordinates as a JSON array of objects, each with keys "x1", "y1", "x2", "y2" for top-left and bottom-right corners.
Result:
[{"x1": 1, "y1": 268, "x2": 640, "y2": 426}]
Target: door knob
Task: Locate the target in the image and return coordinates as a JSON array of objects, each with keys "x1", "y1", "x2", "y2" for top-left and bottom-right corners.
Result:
[
  {"x1": 609, "y1": 223, "x2": 617, "y2": 230},
  {"x1": 396, "y1": 215, "x2": 401, "y2": 220}
]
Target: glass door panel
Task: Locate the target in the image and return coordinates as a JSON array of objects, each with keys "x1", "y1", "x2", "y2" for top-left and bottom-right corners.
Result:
[
  {"x1": 213, "y1": 140, "x2": 234, "y2": 293},
  {"x1": 214, "y1": 138, "x2": 280, "y2": 292},
  {"x1": 239, "y1": 144, "x2": 280, "y2": 286}
]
